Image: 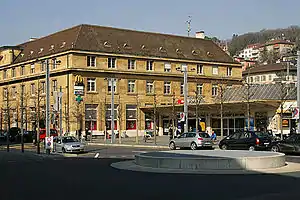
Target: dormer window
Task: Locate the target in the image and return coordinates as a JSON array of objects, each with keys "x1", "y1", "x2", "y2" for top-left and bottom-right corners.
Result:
[
  {"x1": 192, "y1": 50, "x2": 197, "y2": 55},
  {"x1": 60, "y1": 42, "x2": 66, "y2": 48},
  {"x1": 104, "y1": 41, "x2": 111, "y2": 47},
  {"x1": 159, "y1": 47, "x2": 166, "y2": 52},
  {"x1": 141, "y1": 45, "x2": 146, "y2": 49}
]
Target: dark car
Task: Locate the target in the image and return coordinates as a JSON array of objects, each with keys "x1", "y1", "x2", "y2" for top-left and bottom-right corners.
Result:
[
  {"x1": 269, "y1": 134, "x2": 300, "y2": 153},
  {"x1": 219, "y1": 131, "x2": 273, "y2": 151}
]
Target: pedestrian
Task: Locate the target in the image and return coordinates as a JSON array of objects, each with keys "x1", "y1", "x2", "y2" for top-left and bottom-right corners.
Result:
[
  {"x1": 144, "y1": 130, "x2": 148, "y2": 143},
  {"x1": 211, "y1": 130, "x2": 217, "y2": 141}
]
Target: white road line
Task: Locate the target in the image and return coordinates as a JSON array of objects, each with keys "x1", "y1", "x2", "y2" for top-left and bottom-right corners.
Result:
[{"x1": 132, "y1": 151, "x2": 147, "y2": 153}]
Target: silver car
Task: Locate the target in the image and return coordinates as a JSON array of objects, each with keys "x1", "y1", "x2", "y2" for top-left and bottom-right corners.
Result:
[
  {"x1": 169, "y1": 132, "x2": 213, "y2": 150},
  {"x1": 55, "y1": 136, "x2": 85, "y2": 153}
]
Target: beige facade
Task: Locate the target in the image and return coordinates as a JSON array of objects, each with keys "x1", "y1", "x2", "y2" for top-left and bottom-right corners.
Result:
[{"x1": 0, "y1": 25, "x2": 242, "y2": 137}]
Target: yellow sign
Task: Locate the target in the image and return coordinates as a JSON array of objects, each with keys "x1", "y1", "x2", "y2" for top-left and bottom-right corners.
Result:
[{"x1": 75, "y1": 75, "x2": 84, "y2": 85}]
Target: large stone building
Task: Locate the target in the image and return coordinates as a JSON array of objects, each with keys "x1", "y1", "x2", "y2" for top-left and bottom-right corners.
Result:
[{"x1": 0, "y1": 24, "x2": 241, "y2": 137}]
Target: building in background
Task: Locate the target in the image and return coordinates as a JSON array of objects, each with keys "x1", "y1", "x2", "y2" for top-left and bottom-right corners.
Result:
[{"x1": 0, "y1": 24, "x2": 241, "y2": 137}]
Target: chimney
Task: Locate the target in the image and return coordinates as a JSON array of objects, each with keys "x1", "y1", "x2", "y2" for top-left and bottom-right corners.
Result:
[
  {"x1": 29, "y1": 37, "x2": 38, "y2": 42},
  {"x1": 195, "y1": 31, "x2": 205, "y2": 39}
]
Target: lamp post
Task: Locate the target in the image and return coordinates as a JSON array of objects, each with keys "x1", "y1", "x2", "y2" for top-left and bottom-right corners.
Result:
[
  {"x1": 297, "y1": 51, "x2": 300, "y2": 134},
  {"x1": 176, "y1": 64, "x2": 194, "y2": 133}
]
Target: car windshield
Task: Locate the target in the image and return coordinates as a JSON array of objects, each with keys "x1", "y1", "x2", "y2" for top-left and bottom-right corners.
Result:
[
  {"x1": 62, "y1": 136, "x2": 78, "y2": 143},
  {"x1": 198, "y1": 132, "x2": 210, "y2": 138}
]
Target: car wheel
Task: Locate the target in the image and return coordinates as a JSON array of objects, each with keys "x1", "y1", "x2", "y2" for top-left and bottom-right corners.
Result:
[
  {"x1": 169, "y1": 142, "x2": 176, "y2": 150},
  {"x1": 62, "y1": 148, "x2": 66, "y2": 153},
  {"x1": 221, "y1": 144, "x2": 228, "y2": 150},
  {"x1": 249, "y1": 146, "x2": 255, "y2": 151},
  {"x1": 190, "y1": 142, "x2": 197, "y2": 150},
  {"x1": 271, "y1": 145, "x2": 279, "y2": 152}
]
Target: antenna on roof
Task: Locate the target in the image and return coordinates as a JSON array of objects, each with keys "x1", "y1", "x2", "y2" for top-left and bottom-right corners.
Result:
[{"x1": 186, "y1": 16, "x2": 192, "y2": 37}]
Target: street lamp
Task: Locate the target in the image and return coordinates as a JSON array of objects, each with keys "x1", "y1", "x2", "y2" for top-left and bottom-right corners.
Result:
[{"x1": 176, "y1": 65, "x2": 195, "y2": 133}]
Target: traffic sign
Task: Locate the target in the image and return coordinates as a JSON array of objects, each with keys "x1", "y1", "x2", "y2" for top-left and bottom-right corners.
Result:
[
  {"x1": 179, "y1": 112, "x2": 185, "y2": 122},
  {"x1": 45, "y1": 136, "x2": 53, "y2": 150},
  {"x1": 177, "y1": 99, "x2": 184, "y2": 104}
]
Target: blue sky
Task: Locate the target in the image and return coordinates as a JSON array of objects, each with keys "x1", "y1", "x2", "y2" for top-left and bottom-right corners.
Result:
[{"x1": 1, "y1": 0, "x2": 299, "y2": 46}]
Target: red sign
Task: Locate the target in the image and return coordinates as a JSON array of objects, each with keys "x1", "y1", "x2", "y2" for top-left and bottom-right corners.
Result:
[{"x1": 177, "y1": 99, "x2": 184, "y2": 104}]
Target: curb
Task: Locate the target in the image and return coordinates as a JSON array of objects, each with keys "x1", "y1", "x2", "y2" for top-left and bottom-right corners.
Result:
[{"x1": 87, "y1": 142, "x2": 169, "y2": 149}]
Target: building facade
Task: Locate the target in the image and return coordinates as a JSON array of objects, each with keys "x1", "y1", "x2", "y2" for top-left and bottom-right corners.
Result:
[{"x1": 0, "y1": 24, "x2": 241, "y2": 137}]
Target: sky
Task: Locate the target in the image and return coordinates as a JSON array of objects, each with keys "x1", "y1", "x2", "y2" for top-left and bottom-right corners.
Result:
[{"x1": 1, "y1": 0, "x2": 300, "y2": 46}]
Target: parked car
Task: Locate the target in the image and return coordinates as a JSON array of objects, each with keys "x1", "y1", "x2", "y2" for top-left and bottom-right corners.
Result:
[
  {"x1": 218, "y1": 131, "x2": 273, "y2": 151},
  {"x1": 269, "y1": 134, "x2": 300, "y2": 153},
  {"x1": 169, "y1": 132, "x2": 213, "y2": 150},
  {"x1": 54, "y1": 136, "x2": 85, "y2": 153}
]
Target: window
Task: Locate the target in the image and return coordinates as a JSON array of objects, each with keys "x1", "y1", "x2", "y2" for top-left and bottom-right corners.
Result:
[
  {"x1": 87, "y1": 78, "x2": 96, "y2": 92},
  {"x1": 41, "y1": 61, "x2": 45, "y2": 72},
  {"x1": 31, "y1": 83, "x2": 35, "y2": 95},
  {"x1": 126, "y1": 105, "x2": 137, "y2": 130},
  {"x1": 212, "y1": 84, "x2": 218, "y2": 96},
  {"x1": 146, "y1": 80, "x2": 154, "y2": 94},
  {"x1": 197, "y1": 83, "x2": 203, "y2": 95},
  {"x1": 164, "y1": 63, "x2": 171, "y2": 72},
  {"x1": 52, "y1": 58, "x2": 57, "y2": 69},
  {"x1": 250, "y1": 77, "x2": 253, "y2": 83},
  {"x1": 255, "y1": 76, "x2": 260, "y2": 82},
  {"x1": 127, "y1": 80, "x2": 135, "y2": 93},
  {"x1": 128, "y1": 59, "x2": 135, "y2": 70},
  {"x1": 268, "y1": 75, "x2": 272, "y2": 81},
  {"x1": 87, "y1": 56, "x2": 96, "y2": 67},
  {"x1": 197, "y1": 64, "x2": 203, "y2": 74},
  {"x1": 106, "y1": 104, "x2": 118, "y2": 130},
  {"x1": 52, "y1": 80, "x2": 57, "y2": 92},
  {"x1": 108, "y1": 79, "x2": 117, "y2": 93},
  {"x1": 3, "y1": 70, "x2": 7, "y2": 79},
  {"x1": 85, "y1": 104, "x2": 98, "y2": 131},
  {"x1": 3, "y1": 88, "x2": 7, "y2": 100},
  {"x1": 11, "y1": 68, "x2": 16, "y2": 78},
  {"x1": 108, "y1": 57, "x2": 116, "y2": 68},
  {"x1": 226, "y1": 84, "x2": 232, "y2": 89},
  {"x1": 146, "y1": 60, "x2": 153, "y2": 71},
  {"x1": 212, "y1": 66, "x2": 218, "y2": 75},
  {"x1": 227, "y1": 67, "x2": 232, "y2": 76},
  {"x1": 261, "y1": 75, "x2": 266, "y2": 81},
  {"x1": 21, "y1": 66, "x2": 25, "y2": 75},
  {"x1": 164, "y1": 81, "x2": 171, "y2": 94},
  {"x1": 30, "y1": 64, "x2": 35, "y2": 74},
  {"x1": 180, "y1": 82, "x2": 184, "y2": 95},
  {"x1": 12, "y1": 86, "x2": 16, "y2": 98},
  {"x1": 41, "y1": 82, "x2": 46, "y2": 94}
]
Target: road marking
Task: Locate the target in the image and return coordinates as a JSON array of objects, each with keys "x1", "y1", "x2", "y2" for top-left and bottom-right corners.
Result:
[{"x1": 132, "y1": 151, "x2": 147, "y2": 153}]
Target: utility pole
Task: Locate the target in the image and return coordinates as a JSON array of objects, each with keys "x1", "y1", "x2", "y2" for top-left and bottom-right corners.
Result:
[
  {"x1": 6, "y1": 88, "x2": 10, "y2": 152},
  {"x1": 297, "y1": 51, "x2": 300, "y2": 134},
  {"x1": 220, "y1": 84, "x2": 224, "y2": 139},
  {"x1": 118, "y1": 95, "x2": 121, "y2": 144},
  {"x1": 153, "y1": 94, "x2": 157, "y2": 145},
  {"x1": 183, "y1": 65, "x2": 189, "y2": 133},
  {"x1": 110, "y1": 78, "x2": 115, "y2": 144},
  {"x1": 195, "y1": 91, "x2": 199, "y2": 133},
  {"x1": 136, "y1": 94, "x2": 139, "y2": 144},
  {"x1": 36, "y1": 81, "x2": 40, "y2": 154},
  {"x1": 59, "y1": 86, "x2": 63, "y2": 140},
  {"x1": 20, "y1": 85, "x2": 24, "y2": 153},
  {"x1": 45, "y1": 59, "x2": 50, "y2": 155},
  {"x1": 172, "y1": 92, "x2": 176, "y2": 139}
]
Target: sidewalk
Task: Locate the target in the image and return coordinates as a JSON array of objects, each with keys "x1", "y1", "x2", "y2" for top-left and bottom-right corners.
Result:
[
  {"x1": 88, "y1": 136, "x2": 220, "y2": 149},
  {"x1": 88, "y1": 136, "x2": 170, "y2": 149}
]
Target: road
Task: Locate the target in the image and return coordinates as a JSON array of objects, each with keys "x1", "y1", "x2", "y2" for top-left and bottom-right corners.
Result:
[{"x1": 1, "y1": 148, "x2": 300, "y2": 200}]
